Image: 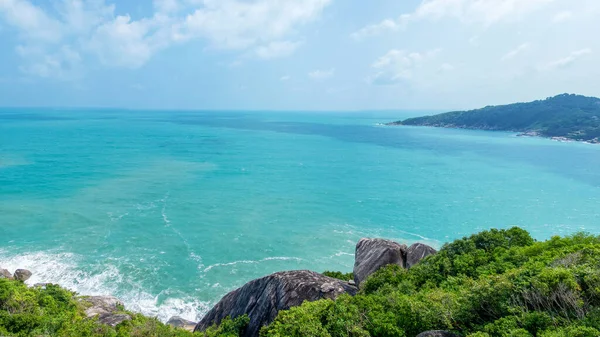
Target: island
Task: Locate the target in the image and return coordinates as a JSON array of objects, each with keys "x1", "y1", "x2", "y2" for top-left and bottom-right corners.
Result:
[{"x1": 387, "y1": 93, "x2": 600, "y2": 143}]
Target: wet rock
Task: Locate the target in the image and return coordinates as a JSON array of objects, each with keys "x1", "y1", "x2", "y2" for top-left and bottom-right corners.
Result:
[
  {"x1": 406, "y1": 243, "x2": 437, "y2": 269},
  {"x1": 14, "y1": 269, "x2": 32, "y2": 282},
  {"x1": 80, "y1": 296, "x2": 131, "y2": 327},
  {"x1": 167, "y1": 316, "x2": 197, "y2": 332},
  {"x1": 353, "y1": 238, "x2": 407, "y2": 286},
  {"x1": 0, "y1": 268, "x2": 13, "y2": 279},
  {"x1": 416, "y1": 330, "x2": 460, "y2": 337},
  {"x1": 195, "y1": 270, "x2": 357, "y2": 337}
]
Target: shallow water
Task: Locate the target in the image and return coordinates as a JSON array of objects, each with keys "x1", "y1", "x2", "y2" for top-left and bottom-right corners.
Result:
[{"x1": 1, "y1": 109, "x2": 599, "y2": 321}]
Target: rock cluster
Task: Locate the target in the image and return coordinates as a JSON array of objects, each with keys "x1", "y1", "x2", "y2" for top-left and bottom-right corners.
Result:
[
  {"x1": 195, "y1": 270, "x2": 358, "y2": 337},
  {"x1": 353, "y1": 239, "x2": 437, "y2": 286},
  {"x1": 4, "y1": 237, "x2": 438, "y2": 336},
  {"x1": 196, "y1": 238, "x2": 437, "y2": 336},
  {"x1": 79, "y1": 296, "x2": 131, "y2": 327},
  {"x1": 166, "y1": 316, "x2": 197, "y2": 332},
  {"x1": 0, "y1": 267, "x2": 33, "y2": 281},
  {"x1": 353, "y1": 238, "x2": 407, "y2": 286}
]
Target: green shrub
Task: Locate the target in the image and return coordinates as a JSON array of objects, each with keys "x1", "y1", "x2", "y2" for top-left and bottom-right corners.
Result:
[
  {"x1": 263, "y1": 228, "x2": 600, "y2": 337},
  {"x1": 204, "y1": 315, "x2": 250, "y2": 337},
  {"x1": 322, "y1": 271, "x2": 354, "y2": 281},
  {"x1": 0, "y1": 278, "x2": 197, "y2": 337}
]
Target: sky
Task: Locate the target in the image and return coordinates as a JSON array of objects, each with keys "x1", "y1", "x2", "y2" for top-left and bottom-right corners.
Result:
[{"x1": 0, "y1": 0, "x2": 599, "y2": 110}]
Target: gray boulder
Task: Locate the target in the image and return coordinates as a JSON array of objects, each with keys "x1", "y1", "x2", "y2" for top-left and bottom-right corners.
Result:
[
  {"x1": 167, "y1": 316, "x2": 197, "y2": 332},
  {"x1": 194, "y1": 270, "x2": 357, "y2": 337},
  {"x1": 353, "y1": 238, "x2": 407, "y2": 286},
  {"x1": 0, "y1": 268, "x2": 12, "y2": 279},
  {"x1": 406, "y1": 243, "x2": 437, "y2": 269},
  {"x1": 80, "y1": 296, "x2": 131, "y2": 327},
  {"x1": 14, "y1": 269, "x2": 32, "y2": 282},
  {"x1": 416, "y1": 331, "x2": 459, "y2": 337}
]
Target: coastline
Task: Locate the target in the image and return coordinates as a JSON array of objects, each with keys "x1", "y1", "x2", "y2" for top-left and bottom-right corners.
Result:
[{"x1": 385, "y1": 122, "x2": 600, "y2": 145}]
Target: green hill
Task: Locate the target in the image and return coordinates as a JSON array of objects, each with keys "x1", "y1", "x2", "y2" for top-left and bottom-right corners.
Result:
[{"x1": 389, "y1": 94, "x2": 600, "y2": 143}]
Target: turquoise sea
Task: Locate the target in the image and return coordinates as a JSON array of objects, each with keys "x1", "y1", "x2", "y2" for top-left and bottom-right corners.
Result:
[{"x1": 1, "y1": 109, "x2": 600, "y2": 322}]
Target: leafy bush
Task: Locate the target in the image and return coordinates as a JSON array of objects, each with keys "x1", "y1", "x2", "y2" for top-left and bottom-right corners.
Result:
[
  {"x1": 322, "y1": 271, "x2": 354, "y2": 281},
  {"x1": 0, "y1": 278, "x2": 197, "y2": 336},
  {"x1": 262, "y1": 227, "x2": 600, "y2": 337},
  {"x1": 204, "y1": 315, "x2": 250, "y2": 337}
]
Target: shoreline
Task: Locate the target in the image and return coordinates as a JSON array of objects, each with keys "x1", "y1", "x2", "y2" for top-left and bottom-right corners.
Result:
[{"x1": 385, "y1": 122, "x2": 600, "y2": 145}]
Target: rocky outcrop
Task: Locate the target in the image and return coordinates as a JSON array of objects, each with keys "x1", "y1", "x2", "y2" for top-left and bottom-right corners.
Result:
[
  {"x1": 80, "y1": 296, "x2": 131, "y2": 327},
  {"x1": 194, "y1": 270, "x2": 357, "y2": 337},
  {"x1": 406, "y1": 243, "x2": 437, "y2": 269},
  {"x1": 14, "y1": 269, "x2": 32, "y2": 282},
  {"x1": 0, "y1": 268, "x2": 12, "y2": 279},
  {"x1": 167, "y1": 316, "x2": 197, "y2": 332},
  {"x1": 353, "y1": 238, "x2": 407, "y2": 286},
  {"x1": 416, "y1": 330, "x2": 459, "y2": 337}
]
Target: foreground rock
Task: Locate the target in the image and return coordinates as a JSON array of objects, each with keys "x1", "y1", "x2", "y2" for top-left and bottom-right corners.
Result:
[
  {"x1": 406, "y1": 243, "x2": 437, "y2": 269},
  {"x1": 194, "y1": 270, "x2": 358, "y2": 337},
  {"x1": 353, "y1": 238, "x2": 407, "y2": 286},
  {"x1": 0, "y1": 268, "x2": 12, "y2": 279},
  {"x1": 167, "y1": 316, "x2": 197, "y2": 332},
  {"x1": 416, "y1": 331, "x2": 459, "y2": 337},
  {"x1": 80, "y1": 296, "x2": 131, "y2": 327},
  {"x1": 14, "y1": 269, "x2": 32, "y2": 282}
]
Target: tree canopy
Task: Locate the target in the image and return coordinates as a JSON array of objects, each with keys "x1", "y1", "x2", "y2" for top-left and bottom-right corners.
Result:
[{"x1": 392, "y1": 94, "x2": 600, "y2": 142}]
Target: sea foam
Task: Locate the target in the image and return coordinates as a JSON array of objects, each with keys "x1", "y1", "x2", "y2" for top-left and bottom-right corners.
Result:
[{"x1": 0, "y1": 249, "x2": 210, "y2": 322}]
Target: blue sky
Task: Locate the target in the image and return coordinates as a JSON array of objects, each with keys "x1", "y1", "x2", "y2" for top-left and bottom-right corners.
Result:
[{"x1": 0, "y1": 0, "x2": 598, "y2": 110}]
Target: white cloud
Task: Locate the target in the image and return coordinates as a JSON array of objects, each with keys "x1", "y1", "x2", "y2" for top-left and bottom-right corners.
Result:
[
  {"x1": 0, "y1": 0, "x2": 62, "y2": 42},
  {"x1": 542, "y1": 49, "x2": 592, "y2": 70},
  {"x1": 179, "y1": 0, "x2": 331, "y2": 49},
  {"x1": 369, "y1": 49, "x2": 440, "y2": 85},
  {"x1": 552, "y1": 10, "x2": 573, "y2": 23},
  {"x1": 87, "y1": 16, "x2": 153, "y2": 68},
  {"x1": 16, "y1": 44, "x2": 82, "y2": 80},
  {"x1": 350, "y1": 17, "x2": 407, "y2": 40},
  {"x1": 308, "y1": 68, "x2": 335, "y2": 80},
  {"x1": 0, "y1": 0, "x2": 330, "y2": 77},
  {"x1": 154, "y1": 0, "x2": 179, "y2": 14},
  {"x1": 502, "y1": 43, "x2": 531, "y2": 61},
  {"x1": 411, "y1": 0, "x2": 553, "y2": 25},
  {"x1": 254, "y1": 40, "x2": 303, "y2": 60},
  {"x1": 280, "y1": 75, "x2": 291, "y2": 81},
  {"x1": 353, "y1": 0, "x2": 553, "y2": 39},
  {"x1": 438, "y1": 63, "x2": 455, "y2": 72}
]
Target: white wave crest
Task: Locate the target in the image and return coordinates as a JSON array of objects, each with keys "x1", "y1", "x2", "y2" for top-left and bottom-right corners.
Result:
[
  {"x1": 0, "y1": 249, "x2": 209, "y2": 323},
  {"x1": 203, "y1": 256, "x2": 303, "y2": 273}
]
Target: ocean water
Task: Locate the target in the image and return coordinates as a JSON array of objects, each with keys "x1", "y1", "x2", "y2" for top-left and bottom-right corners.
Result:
[{"x1": 1, "y1": 108, "x2": 600, "y2": 322}]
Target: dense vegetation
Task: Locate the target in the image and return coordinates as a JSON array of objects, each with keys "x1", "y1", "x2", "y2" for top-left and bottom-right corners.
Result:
[
  {"x1": 0, "y1": 278, "x2": 202, "y2": 337},
  {"x1": 322, "y1": 271, "x2": 354, "y2": 281},
  {"x1": 0, "y1": 275, "x2": 253, "y2": 336},
  {"x1": 5, "y1": 227, "x2": 600, "y2": 336},
  {"x1": 262, "y1": 227, "x2": 600, "y2": 337},
  {"x1": 391, "y1": 94, "x2": 600, "y2": 142}
]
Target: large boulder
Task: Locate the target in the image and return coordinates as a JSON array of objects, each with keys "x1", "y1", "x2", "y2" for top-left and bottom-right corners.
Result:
[
  {"x1": 194, "y1": 270, "x2": 357, "y2": 337},
  {"x1": 0, "y1": 268, "x2": 12, "y2": 279},
  {"x1": 80, "y1": 296, "x2": 131, "y2": 327},
  {"x1": 167, "y1": 316, "x2": 197, "y2": 332},
  {"x1": 353, "y1": 238, "x2": 407, "y2": 286},
  {"x1": 406, "y1": 243, "x2": 437, "y2": 269},
  {"x1": 416, "y1": 331, "x2": 460, "y2": 337},
  {"x1": 14, "y1": 269, "x2": 32, "y2": 282}
]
